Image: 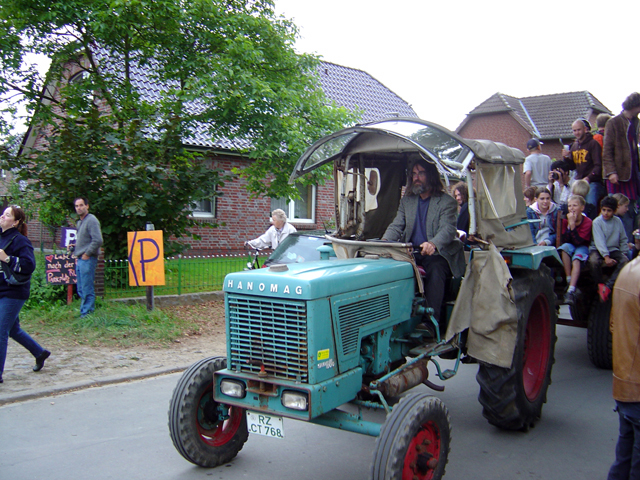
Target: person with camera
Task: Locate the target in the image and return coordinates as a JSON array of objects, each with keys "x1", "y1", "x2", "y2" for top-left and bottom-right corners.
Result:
[
  {"x1": 547, "y1": 159, "x2": 574, "y2": 208},
  {"x1": 0, "y1": 205, "x2": 50, "y2": 384}
]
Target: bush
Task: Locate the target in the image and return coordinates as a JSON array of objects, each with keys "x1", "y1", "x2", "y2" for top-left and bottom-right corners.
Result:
[{"x1": 24, "y1": 260, "x2": 68, "y2": 309}]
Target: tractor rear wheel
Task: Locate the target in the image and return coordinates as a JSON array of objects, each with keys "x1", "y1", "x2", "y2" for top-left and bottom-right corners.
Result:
[
  {"x1": 168, "y1": 356, "x2": 248, "y2": 467},
  {"x1": 476, "y1": 268, "x2": 557, "y2": 431},
  {"x1": 371, "y1": 393, "x2": 451, "y2": 480},
  {"x1": 587, "y1": 299, "x2": 613, "y2": 369}
]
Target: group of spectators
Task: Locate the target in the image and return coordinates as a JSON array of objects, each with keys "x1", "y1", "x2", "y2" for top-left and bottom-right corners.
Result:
[
  {"x1": 523, "y1": 92, "x2": 640, "y2": 480},
  {"x1": 522, "y1": 91, "x2": 640, "y2": 307},
  {"x1": 526, "y1": 185, "x2": 637, "y2": 304}
]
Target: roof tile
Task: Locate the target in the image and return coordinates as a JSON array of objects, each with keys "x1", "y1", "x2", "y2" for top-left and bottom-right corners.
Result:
[{"x1": 463, "y1": 91, "x2": 612, "y2": 139}]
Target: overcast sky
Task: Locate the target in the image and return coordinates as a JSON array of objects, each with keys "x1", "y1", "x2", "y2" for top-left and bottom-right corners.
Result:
[{"x1": 275, "y1": 0, "x2": 639, "y2": 131}]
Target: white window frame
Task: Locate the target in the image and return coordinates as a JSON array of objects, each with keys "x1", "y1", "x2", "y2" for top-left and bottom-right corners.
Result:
[
  {"x1": 271, "y1": 185, "x2": 316, "y2": 224},
  {"x1": 192, "y1": 192, "x2": 217, "y2": 219}
]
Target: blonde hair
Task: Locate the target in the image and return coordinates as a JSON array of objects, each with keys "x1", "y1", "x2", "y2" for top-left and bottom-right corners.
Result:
[
  {"x1": 271, "y1": 209, "x2": 287, "y2": 222},
  {"x1": 571, "y1": 179, "x2": 589, "y2": 198},
  {"x1": 612, "y1": 193, "x2": 630, "y2": 207},
  {"x1": 568, "y1": 194, "x2": 585, "y2": 207}
]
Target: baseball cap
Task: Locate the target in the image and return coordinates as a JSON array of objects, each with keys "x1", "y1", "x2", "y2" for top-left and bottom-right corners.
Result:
[{"x1": 527, "y1": 138, "x2": 543, "y2": 150}]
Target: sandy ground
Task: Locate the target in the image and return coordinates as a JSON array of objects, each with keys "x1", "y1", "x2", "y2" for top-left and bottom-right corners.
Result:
[{"x1": 0, "y1": 302, "x2": 227, "y2": 404}]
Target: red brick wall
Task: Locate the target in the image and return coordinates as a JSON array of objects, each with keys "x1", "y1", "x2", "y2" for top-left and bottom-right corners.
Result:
[
  {"x1": 180, "y1": 154, "x2": 335, "y2": 255},
  {"x1": 23, "y1": 151, "x2": 335, "y2": 256},
  {"x1": 458, "y1": 112, "x2": 531, "y2": 153}
]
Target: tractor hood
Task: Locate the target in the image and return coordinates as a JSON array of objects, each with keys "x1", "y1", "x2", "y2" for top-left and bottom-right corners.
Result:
[{"x1": 224, "y1": 258, "x2": 414, "y2": 301}]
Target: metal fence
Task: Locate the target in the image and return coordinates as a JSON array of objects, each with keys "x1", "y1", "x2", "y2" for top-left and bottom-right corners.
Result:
[{"x1": 104, "y1": 253, "x2": 268, "y2": 299}]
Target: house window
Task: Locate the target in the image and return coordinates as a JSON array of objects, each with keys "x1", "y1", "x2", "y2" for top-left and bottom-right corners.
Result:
[
  {"x1": 192, "y1": 193, "x2": 216, "y2": 218},
  {"x1": 271, "y1": 184, "x2": 316, "y2": 224}
]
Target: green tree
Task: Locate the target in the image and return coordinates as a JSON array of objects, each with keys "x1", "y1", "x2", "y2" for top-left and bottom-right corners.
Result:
[{"x1": 0, "y1": 0, "x2": 355, "y2": 257}]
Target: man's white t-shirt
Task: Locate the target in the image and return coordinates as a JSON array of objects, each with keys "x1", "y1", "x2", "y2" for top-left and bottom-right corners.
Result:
[{"x1": 524, "y1": 153, "x2": 552, "y2": 187}]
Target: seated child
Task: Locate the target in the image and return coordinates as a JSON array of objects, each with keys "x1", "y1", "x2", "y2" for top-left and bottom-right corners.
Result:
[
  {"x1": 612, "y1": 193, "x2": 634, "y2": 258},
  {"x1": 588, "y1": 196, "x2": 629, "y2": 302},
  {"x1": 526, "y1": 187, "x2": 559, "y2": 246},
  {"x1": 571, "y1": 179, "x2": 597, "y2": 220},
  {"x1": 558, "y1": 195, "x2": 592, "y2": 305}
]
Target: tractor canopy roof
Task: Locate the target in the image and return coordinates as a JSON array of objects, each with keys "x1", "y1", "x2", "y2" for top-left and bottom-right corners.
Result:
[{"x1": 291, "y1": 118, "x2": 532, "y2": 249}]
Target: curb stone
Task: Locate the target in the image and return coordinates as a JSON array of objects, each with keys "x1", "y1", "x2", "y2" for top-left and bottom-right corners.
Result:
[{"x1": 0, "y1": 365, "x2": 191, "y2": 406}]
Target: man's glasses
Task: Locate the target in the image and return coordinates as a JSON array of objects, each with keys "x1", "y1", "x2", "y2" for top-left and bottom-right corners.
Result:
[{"x1": 412, "y1": 171, "x2": 427, "y2": 178}]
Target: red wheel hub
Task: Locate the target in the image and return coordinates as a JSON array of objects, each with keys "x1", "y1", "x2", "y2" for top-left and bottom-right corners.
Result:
[
  {"x1": 522, "y1": 294, "x2": 551, "y2": 401},
  {"x1": 403, "y1": 421, "x2": 441, "y2": 480},
  {"x1": 196, "y1": 387, "x2": 243, "y2": 446}
]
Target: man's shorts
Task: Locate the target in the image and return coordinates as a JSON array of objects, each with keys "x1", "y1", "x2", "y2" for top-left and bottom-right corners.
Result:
[{"x1": 558, "y1": 243, "x2": 589, "y2": 262}]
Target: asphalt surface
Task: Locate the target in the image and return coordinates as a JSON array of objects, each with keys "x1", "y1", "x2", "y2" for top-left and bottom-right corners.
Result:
[
  {"x1": 1, "y1": 306, "x2": 577, "y2": 407},
  {"x1": 0, "y1": 313, "x2": 619, "y2": 480}
]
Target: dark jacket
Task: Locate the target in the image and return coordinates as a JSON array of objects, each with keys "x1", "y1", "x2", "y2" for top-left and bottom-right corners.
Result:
[
  {"x1": 603, "y1": 113, "x2": 640, "y2": 182},
  {"x1": 567, "y1": 132, "x2": 602, "y2": 183},
  {"x1": 0, "y1": 228, "x2": 36, "y2": 300},
  {"x1": 382, "y1": 192, "x2": 466, "y2": 277},
  {"x1": 457, "y1": 202, "x2": 469, "y2": 234}
]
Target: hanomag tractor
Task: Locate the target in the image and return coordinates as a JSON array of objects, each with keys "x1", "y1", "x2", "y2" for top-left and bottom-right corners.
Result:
[{"x1": 168, "y1": 118, "x2": 562, "y2": 479}]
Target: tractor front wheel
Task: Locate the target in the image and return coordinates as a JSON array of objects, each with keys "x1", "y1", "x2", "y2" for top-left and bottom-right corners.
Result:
[
  {"x1": 168, "y1": 357, "x2": 248, "y2": 467},
  {"x1": 371, "y1": 393, "x2": 451, "y2": 480}
]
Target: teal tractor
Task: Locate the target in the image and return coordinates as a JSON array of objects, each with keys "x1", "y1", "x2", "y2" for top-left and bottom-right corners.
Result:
[{"x1": 168, "y1": 118, "x2": 562, "y2": 479}]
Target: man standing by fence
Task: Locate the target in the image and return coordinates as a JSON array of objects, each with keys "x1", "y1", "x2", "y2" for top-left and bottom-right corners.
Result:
[{"x1": 72, "y1": 197, "x2": 103, "y2": 317}]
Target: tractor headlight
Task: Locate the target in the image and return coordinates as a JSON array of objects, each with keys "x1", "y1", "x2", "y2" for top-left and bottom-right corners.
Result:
[
  {"x1": 220, "y1": 379, "x2": 246, "y2": 398},
  {"x1": 281, "y1": 390, "x2": 308, "y2": 411}
]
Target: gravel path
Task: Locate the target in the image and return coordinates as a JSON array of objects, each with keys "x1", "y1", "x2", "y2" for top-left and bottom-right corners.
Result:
[{"x1": 0, "y1": 301, "x2": 227, "y2": 405}]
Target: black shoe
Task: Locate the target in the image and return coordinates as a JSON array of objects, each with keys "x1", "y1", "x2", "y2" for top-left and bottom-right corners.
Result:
[
  {"x1": 33, "y1": 350, "x2": 51, "y2": 372},
  {"x1": 564, "y1": 291, "x2": 576, "y2": 306},
  {"x1": 0, "y1": 376, "x2": 3, "y2": 383}
]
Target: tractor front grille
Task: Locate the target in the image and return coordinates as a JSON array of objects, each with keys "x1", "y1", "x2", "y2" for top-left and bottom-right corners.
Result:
[{"x1": 227, "y1": 294, "x2": 308, "y2": 382}]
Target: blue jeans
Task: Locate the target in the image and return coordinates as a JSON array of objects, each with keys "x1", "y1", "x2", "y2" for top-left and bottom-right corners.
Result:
[
  {"x1": 586, "y1": 181, "x2": 606, "y2": 209},
  {"x1": 609, "y1": 402, "x2": 640, "y2": 480},
  {"x1": 0, "y1": 296, "x2": 44, "y2": 377},
  {"x1": 76, "y1": 256, "x2": 97, "y2": 316}
]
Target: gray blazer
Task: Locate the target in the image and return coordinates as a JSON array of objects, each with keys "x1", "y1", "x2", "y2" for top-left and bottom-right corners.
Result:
[{"x1": 383, "y1": 193, "x2": 466, "y2": 277}]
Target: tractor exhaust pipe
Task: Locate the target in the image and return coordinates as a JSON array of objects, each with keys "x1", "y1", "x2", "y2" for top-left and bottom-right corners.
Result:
[{"x1": 376, "y1": 360, "x2": 431, "y2": 398}]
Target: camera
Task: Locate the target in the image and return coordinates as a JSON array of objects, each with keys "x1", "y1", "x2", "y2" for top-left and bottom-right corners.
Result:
[{"x1": 551, "y1": 172, "x2": 559, "y2": 180}]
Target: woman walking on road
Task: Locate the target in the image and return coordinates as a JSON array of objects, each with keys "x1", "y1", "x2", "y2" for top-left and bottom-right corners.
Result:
[{"x1": 0, "y1": 205, "x2": 49, "y2": 384}]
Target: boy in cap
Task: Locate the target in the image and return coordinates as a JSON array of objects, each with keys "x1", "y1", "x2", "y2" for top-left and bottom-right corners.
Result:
[{"x1": 524, "y1": 138, "x2": 552, "y2": 188}]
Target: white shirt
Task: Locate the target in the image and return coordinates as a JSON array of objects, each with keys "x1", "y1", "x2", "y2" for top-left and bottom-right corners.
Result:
[
  {"x1": 524, "y1": 153, "x2": 553, "y2": 187},
  {"x1": 247, "y1": 222, "x2": 297, "y2": 249}
]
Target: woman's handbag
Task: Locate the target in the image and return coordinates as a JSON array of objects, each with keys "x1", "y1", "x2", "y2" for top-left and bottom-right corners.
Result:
[{"x1": 1, "y1": 235, "x2": 32, "y2": 285}]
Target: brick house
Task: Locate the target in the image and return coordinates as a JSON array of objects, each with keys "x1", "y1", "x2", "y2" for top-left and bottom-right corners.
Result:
[
  {"x1": 17, "y1": 61, "x2": 417, "y2": 255},
  {"x1": 456, "y1": 91, "x2": 612, "y2": 161}
]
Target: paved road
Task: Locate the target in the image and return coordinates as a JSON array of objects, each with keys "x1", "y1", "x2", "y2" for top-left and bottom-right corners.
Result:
[{"x1": 0, "y1": 323, "x2": 618, "y2": 480}]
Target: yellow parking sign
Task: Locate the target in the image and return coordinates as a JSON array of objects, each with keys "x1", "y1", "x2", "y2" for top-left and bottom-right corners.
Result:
[{"x1": 127, "y1": 230, "x2": 165, "y2": 286}]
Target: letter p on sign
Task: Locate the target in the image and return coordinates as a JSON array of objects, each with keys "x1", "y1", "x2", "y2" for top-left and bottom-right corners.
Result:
[{"x1": 127, "y1": 230, "x2": 165, "y2": 286}]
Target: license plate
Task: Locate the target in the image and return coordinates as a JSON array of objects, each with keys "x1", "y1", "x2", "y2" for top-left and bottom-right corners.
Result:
[{"x1": 246, "y1": 411, "x2": 284, "y2": 439}]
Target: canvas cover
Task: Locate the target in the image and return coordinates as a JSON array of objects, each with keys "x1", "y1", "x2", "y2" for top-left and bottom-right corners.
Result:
[
  {"x1": 445, "y1": 244, "x2": 517, "y2": 368},
  {"x1": 474, "y1": 162, "x2": 533, "y2": 249}
]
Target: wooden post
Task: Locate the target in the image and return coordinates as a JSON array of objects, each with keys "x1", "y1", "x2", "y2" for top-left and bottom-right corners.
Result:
[{"x1": 145, "y1": 222, "x2": 154, "y2": 311}]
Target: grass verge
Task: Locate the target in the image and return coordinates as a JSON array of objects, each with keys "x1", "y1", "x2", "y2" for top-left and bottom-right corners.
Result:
[{"x1": 20, "y1": 298, "x2": 207, "y2": 348}]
